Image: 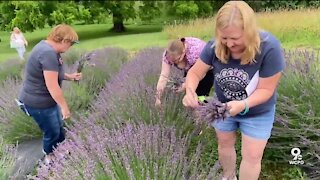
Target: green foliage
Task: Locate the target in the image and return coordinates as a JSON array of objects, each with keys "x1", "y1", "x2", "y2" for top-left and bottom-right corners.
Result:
[
  {"x1": 0, "y1": 137, "x2": 16, "y2": 180},
  {"x1": 76, "y1": 5, "x2": 92, "y2": 24},
  {"x1": 260, "y1": 162, "x2": 308, "y2": 180},
  {"x1": 281, "y1": 166, "x2": 307, "y2": 180},
  {"x1": 0, "y1": 2, "x2": 15, "y2": 30},
  {"x1": 65, "y1": 82, "x2": 93, "y2": 112},
  {"x1": 174, "y1": 1, "x2": 199, "y2": 20},
  {"x1": 194, "y1": 1, "x2": 214, "y2": 17},
  {"x1": 163, "y1": 1, "x2": 216, "y2": 22},
  {"x1": 247, "y1": 0, "x2": 320, "y2": 12},
  {"x1": 49, "y1": 2, "x2": 78, "y2": 25},
  {"x1": 0, "y1": 110, "x2": 41, "y2": 144},
  {"x1": 104, "y1": 1, "x2": 136, "y2": 22},
  {"x1": 138, "y1": 1, "x2": 162, "y2": 22},
  {"x1": 11, "y1": 1, "x2": 46, "y2": 32}
]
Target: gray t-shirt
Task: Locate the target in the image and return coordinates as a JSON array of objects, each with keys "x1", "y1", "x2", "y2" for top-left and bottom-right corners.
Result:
[
  {"x1": 19, "y1": 40, "x2": 65, "y2": 108},
  {"x1": 200, "y1": 31, "x2": 285, "y2": 116}
]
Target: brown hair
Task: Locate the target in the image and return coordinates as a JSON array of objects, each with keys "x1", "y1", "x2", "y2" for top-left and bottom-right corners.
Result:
[
  {"x1": 166, "y1": 38, "x2": 185, "y2": 62},
  {"x1": 215, "y1": 1, "x2": 261, "y2": 64},
  {"x1": 47, "y1": 24, "x2": 78, "y2": 43}
]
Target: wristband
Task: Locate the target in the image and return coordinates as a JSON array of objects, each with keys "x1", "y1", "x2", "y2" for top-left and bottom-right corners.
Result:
[{"x1": 239, "y1": 99, "x2": 249, "y2": 115}]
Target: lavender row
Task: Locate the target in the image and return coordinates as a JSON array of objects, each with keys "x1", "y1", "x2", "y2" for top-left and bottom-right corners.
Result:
[
  {"x1": 34, "y1": 121, "x2": 219, "y2": 179},
  {"x1": 272, "y1": 49, "x2": 320, "y2": 178}
]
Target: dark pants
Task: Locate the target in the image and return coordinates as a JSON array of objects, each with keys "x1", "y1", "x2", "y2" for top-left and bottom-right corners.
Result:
[
  {"x1": 184, "y1": 69, "x2": 214, "y2": 96},
  {"x1": 25, "y1": 104, "x2": 65, "y2": 154}
]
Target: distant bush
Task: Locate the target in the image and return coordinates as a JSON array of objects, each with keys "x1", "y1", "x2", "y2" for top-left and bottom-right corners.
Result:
[{"x1": 0, "y1": 59, "x2": 24, "y2": 83}]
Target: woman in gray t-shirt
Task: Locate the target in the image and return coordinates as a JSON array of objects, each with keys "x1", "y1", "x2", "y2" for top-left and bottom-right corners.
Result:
[{"x1": 19, "y1": 24, "x2": 81, "y2": 165}]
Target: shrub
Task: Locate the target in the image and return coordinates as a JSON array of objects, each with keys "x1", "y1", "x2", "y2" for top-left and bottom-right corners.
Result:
[
  {"x1": 269, "y1": 49, "x2": 320, "y2": 178},
  {"x1": 0, "y1": 78, "x2": 41, "y2": 143},
  {"x1": 90, "y1": 47, "x2": 194, "y2": 135}
]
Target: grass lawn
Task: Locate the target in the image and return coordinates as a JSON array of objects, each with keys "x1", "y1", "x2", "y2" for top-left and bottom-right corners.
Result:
[{"x1": 75, "y1": 31, "x2": 167, "y2": 52}]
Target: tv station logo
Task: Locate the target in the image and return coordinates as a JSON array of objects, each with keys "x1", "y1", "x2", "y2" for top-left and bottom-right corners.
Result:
[{"x1": 289, "y1": 147, "x2": 304, "y2": 165}]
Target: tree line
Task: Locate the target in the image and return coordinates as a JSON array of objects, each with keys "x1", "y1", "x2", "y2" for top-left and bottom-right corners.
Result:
[{"x1": 0, "y1": 1, "x2": 319, "y2": 33}]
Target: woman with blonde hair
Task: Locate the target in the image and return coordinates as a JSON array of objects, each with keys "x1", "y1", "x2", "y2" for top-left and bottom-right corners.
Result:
[
  {"x1": 10, "y1": 27, "x2": 28, "y2": 60},
  {"x1": 18, "y1": 24, "x2": 81, "y2": 164},
  {"x1": 182, "y1": 1, "x2": 285, "y2": 180},
  {"x1": 155, "y1": 37, "x2": 213, "y2": 106}
]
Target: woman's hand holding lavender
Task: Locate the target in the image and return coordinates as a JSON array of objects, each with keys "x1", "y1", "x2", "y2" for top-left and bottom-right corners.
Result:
[{"x1": 195, "y1": 97, "x2": 230, "y2": 125}]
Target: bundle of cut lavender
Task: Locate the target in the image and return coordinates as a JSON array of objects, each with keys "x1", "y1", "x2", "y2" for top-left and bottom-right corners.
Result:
[
  {"x1": 195, "y1": 96, "x2": 230, "y2": 125},
  {"x1": 77, "y1": 51, "x2": 96, "y2": 73}
]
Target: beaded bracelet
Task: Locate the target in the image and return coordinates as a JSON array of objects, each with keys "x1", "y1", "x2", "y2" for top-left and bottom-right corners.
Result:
[{"x1": 239, "y1": 99, "x2": 249, "y2": 115}]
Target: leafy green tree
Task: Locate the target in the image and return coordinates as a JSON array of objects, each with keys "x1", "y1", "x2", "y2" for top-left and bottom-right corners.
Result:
[
  {"x1": 0, "y1": 1, "x2": 163, "y2": 32},
  {"x1": 0, "y1": 2, "x2": 15, "y2": 30},
  {"x1": 194, "y1": 1, "x2": 214, "y2": 17},
  {"x1": 165, "y1": 1, "x2": 216, "y2": 21},
  {"x1": 93, "y1": 1, "x2": 136, "y2": 32},
  {"x1": 49, "y1": 2, "x2": 79, "y2": 25},
  {"x1": 0, "y1": 1, "x2": 46, "y2": 32},
  {"x1": 0, "y1": 1, "x2": 77, "y2": 31},
  {"x1": 174, "y1": 1, "x2": 199, "y2": 20},
  {"x1": 138, "y1": 1, "x2": 162, "y2": 22}
]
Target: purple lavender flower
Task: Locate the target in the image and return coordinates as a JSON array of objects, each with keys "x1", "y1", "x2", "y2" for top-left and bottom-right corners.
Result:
[
  {"x1": 164, "y1": 75, "x2": 185, "y2": 91},
  {"x1": 195, "y1": 97, "x2": 230, "y2": 125}
]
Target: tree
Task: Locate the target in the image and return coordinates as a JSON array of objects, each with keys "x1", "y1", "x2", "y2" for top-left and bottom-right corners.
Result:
[
  {"x1": 0, "y1": 1, "x2": 78, "y2": 32},
  {"x1": 0, "y1": 1, "x2": 46, "y2": 32},
  {"x1": 88, "y1": 1, "x2": 136, "y2": 32},
  {"x1": 0, "y1": 1, "x2": 163, "y2": 33},
  {"x1": 165, "y1": 1, "x2": 216, "y2": 22}
]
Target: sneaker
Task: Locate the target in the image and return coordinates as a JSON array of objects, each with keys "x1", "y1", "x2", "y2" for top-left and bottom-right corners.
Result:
[
  {"x1": 39, "y1": 153, "x2": 54, "y2": 166},
  {"x1": 42, "y1": 149, "x2": 47, "y2": 155}
]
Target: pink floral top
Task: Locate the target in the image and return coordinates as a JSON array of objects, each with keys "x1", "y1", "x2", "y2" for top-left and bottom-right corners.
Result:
[{"x1": 163, "y1": 37, "x2": 206, "y2": 71}]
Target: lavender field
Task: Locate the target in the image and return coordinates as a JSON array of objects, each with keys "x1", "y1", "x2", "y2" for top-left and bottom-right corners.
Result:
[{"x1": 0, "y1": 47, "x2": 319, "y2": 179}]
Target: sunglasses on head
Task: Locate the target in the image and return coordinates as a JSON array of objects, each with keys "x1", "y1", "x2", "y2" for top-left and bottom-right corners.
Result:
[
  {"x1": 65, "y1": 39, "x2": 79, "y2": 46},
  {"x1": 70, "y1": 40, "x2": 79, "y2": 46}
]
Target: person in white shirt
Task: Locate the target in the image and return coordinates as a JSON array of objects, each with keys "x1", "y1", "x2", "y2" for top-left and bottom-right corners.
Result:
[{"x1": 10, "y1": 27, "x2": 28, "y2": 60}]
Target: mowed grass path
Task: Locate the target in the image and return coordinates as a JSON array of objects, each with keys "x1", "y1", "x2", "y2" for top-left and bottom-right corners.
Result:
[{"x1": 0, "y1": 23, "x2": 168, "y2": 62}]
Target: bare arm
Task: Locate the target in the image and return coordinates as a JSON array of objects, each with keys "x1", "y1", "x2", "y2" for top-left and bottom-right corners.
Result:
[
  {"x1": 183, "y1": 59, "x2": 211, "y2": 108},
  {"x1": 227, "y1": 72, "x2": 282, "y2": 116},
  {"x1": 155, "y1": 61, "x2": 171, "y2": 101},
  {"x1": 44, "y1": 71, "x2": 70, "y2": 119}
]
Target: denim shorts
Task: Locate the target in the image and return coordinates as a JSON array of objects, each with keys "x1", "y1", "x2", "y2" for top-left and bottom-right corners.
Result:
[{"x1": 212, "y1": 105, "x2": 276, "y2": 140}]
